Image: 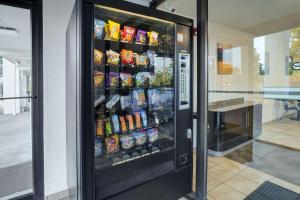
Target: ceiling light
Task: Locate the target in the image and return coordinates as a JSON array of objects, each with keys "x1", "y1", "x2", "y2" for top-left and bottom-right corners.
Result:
[{"x1": 0, "y1": 26, "x2": 18, "y2": 36}]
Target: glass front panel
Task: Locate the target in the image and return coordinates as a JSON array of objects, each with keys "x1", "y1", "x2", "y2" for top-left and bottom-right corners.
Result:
[{"x1": 93, "y1": 5, "x2": 176, "y2": 170}]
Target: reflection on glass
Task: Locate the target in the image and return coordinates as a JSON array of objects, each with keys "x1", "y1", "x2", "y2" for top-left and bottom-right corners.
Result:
[{"x1": 93, "y1": 5, "x2": 175, "y2": 170}]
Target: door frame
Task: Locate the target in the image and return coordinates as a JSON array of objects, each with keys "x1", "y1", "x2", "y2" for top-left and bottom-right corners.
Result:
[{"x1": 0, "y1": 0, "x2": 44, "y2": 199}]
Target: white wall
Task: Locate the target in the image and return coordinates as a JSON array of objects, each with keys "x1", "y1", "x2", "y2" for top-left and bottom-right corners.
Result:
[{"x1": 43, "y1": 0, "x2": 75, "y2": 196}]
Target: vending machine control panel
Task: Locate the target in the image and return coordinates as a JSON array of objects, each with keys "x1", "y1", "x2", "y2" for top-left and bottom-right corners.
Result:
[{"x1": 178, "y1": 52, "x2": 190, "y2": 110}]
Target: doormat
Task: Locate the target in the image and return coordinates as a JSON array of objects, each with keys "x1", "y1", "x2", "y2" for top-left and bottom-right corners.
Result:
[{"x1": 245, "y1": 181, "x2": 300, "y2": 200}]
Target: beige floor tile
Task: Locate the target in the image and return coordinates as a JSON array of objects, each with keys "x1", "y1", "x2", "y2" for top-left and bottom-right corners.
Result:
[
  {"x1": 238, "y1": 167, "x2": 273, "y2": 184},
  {"x1": 208, "y1": 165, "x2": 237, "y2": 182},
  {"x1": 208, "y1": 162, "x2": 216, "y2": 169},
  {"x1": 285, "y1": 138, "x2": 300, "y2": 150},
  {"x1": 208, "y1": 156, "x2": 227, "y2": 165},
  {"x1": 224, "y1": 175, "x2": 260, "y2": 195},
  {"x1": 207, "y1": 194, "x2": 216, "y2": 200},
  {"x1": 218, "y1": 159, "x2": 247, "y2": 173},
  {"x1": 209, "y1": 184, "x2": 246, "y2": 200},
  {"x1": 264, "y1": 133, "x2": 295, "y2": 146},
  {"x1": 207, "y1": 175, "x2": 223, "y2": 191},
  {"x1": 269, "y1": 177, "x2": 300, "y2": 194}
]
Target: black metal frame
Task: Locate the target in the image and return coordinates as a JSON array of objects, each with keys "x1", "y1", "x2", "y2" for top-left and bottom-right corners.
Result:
[
  {"x1": 0, "y1": 0, "x2": 44, "y2": 200},
  {"x1": 79, "y1": 0, "x2": 195, "y2": 200}
]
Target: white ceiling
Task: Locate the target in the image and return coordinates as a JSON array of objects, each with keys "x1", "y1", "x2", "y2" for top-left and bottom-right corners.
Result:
[{"x1": 0, "y1": 4, "x2": 31, "y2": 66}]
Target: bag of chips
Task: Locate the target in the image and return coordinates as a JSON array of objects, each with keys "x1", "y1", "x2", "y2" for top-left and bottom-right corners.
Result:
[
  {"x1": 108, "y1": 20, "x2": 120, "y2": 41},
  {"x1": 96, "y1": 119, "x2": 104, "y2": 138},
  {"x1": 134, "y1": 53, "x2": 148, "y2": 66},
  {"x1": 148, "y1": 31, "x2": 159, "y2": 46},
  {"x1": 120, "y1": 95, "x2": 132, "y2": 110},
  {"x1": 94, "y1": 71, "x2": 104, "y2": 88},
  {"x1": 140, "y1": 110, "x2": 148, "y2": 127},
  {"x1": 106, "y1": 94, "x2": 120, "y2": 110},
  {"x1": 104, "y1": 118, "x2": 112, "y2": 136},
  {"x1": 132, "y1": 89, "x2": 146, "y2": 109},
  {"x1": 134, "y1": 112, "x2": 142, "y2": 129},
  {"x1": 147, "y1": 128, "x2": 159, "y2": 143},
  {"x1": 111, "y1": 114, "x2": 120, "y2": 133},
  {"x1": 106, "y1": 72, "x2": 119, "y2": 88},
  {"x1": 135, "y1": 72, "x2": 150, "y2": 87},
  {"x1": 121, "y1": 49, "x2": 134, "y2": 65},
  {"x1": 120, "y1": 134, "x2": 134, "y2": 150},
  {"x1": 147, "y1": 50, "x2": 156, "y2": 66},
  {"x1": 121, "y1": 26, "x2": 136, "y2": 43},
  {"x1": 120, "y1": 73, "x2": 133, "y2": 88},
  {"x1": 133, "y1": 131, "x2": 147, "y2": 145},
  {"x1": 94, "y1": 49, "x2": 104, "y2": 65},
  {"x1": 105, "y1": 135, "x2": 119, "y2": 153},
  {"x1": 95, "y1": 138, "x2": 103, "y2": 156},
  {"x1": 94, "y1": 19, "x2": 105, "y2": 39},
  {"x1": 119, "y1": 116, "x2": 127, "y2": 132},
  {"x1": 106, "y1": 50, "x2": 120, "y2": 65},
  {"x1": 147, "y1": 89, "x2": 161, "y2": 109},
  {"x1": 149, "y1": 74, "x2": 160, "y2": 87},
  {"x1": 135, "y1": 30, "x2": 147, "y2": 44},
  {"x1": 126, "y1": 114, "x2": 135, "y2": 130}
]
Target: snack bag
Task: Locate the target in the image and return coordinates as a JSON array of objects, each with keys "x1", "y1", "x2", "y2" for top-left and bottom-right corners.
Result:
[
  {"x1": 132, "y1": 89, "x2": 146, "y2": 109},
  {"x1": 111, "y1": 114, "x2": 120, "y2": 133},
  {"x1": 105, "y1": 135, "x2": 119, "y2": 153},
  {"x1": 120, "y1": 73, "x2": 133, "y2": 88},
  {"x1": 104, "y1": 118, "x2": 112, "y2": 136},
  {"x1": 147, "y1": 31, "x2": 159, "y2": 46},
  {"x1": 94, "y1": 49, "x2": 104, "y2": 65},
  {"x1": 147, "y1": 51, "x2": 156, "y2": 66},
  {"x1": 121, "y1": 26, "x2": 136, "y2": 43},
  {"x1": 96, "y1": 119, "x2": 104, "y2": 138},
  {"x1": 135, "y1": 72, "x2": 150, "y2": 87},
  {"x1": 147, "y1": 89, "x2": 161, "y2": 109},
  {"x1": 94, "y1": 19, "x2": 105, "y2": 39},
  {"x1": 94, "y1": 71, "x2": 104, "y2": 88},
  {"x1": 140, "y1": 110, "x2": 148, "y2": 127},
  {"x1": 106, "y1": 50, "x2": 120, "y2": 65},
  {"x1": 120, "y1": 95, "x2": 132, "y2": 110},
  {"x1": 121, "y1": 49, "x2": 134, "y2": 65},
  {"x1": 149, "y1": 74, "x2": 160, "y2": 87},
  {"x1": 104, "y1": 23, "x2": 110, "y2": 40},
  {"x1": 147, "y1": 128, "x2": 159, "y2": 143},
  {"x1": 120, "y1": 134, "x2": 135, "y2": 150},
  {"x1": 135, "y1": 112, "x2": 142, "y2": 129},
  {"x1": 108, "y1": 20, "x2": 120, "y2": 41},
  {"x1": 126, "y1": 114, "x2": 134, "y2": 130},
  {"x1": 119, "y1": 116, "x2": 127, "y2": 132},
  {"x1": 106, "y1": 72, "x2": 119, "y2": 88},
  {"x1": 106, "y1": 94, "x2": 120, "y2": 110},
  {"x1": 133, "y1": 131, "x2": 147, "y2": 145},
  {"x1": 135, "y1": 30, "x2": 147, "y2": 44},
  {"x1": 95, "y1": 138, "x2": 103, "y2": 156},
  {"x1": 134, "y1": 53, "x2": 148, "y2": 66}
]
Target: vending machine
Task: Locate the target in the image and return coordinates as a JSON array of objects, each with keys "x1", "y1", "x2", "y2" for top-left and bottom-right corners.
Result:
[{"x1": 67, "y1": 1, "x2": 193, "y2": 200}]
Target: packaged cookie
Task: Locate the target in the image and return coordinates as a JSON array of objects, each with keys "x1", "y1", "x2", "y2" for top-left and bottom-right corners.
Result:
[
  {"x1": 135, "y1": 29, "x2": 147, "y2": 44},
  {"x1": 126, "y1": 114, "x2": 134, "y2": 130},
  {"x1": 94, "y1": 49, "x2": 104, "y2": 65},
  {"x1": 119, "y1": 116, "x2": 127, "y2": 132},
  {"x1": 121, "y1": 49, "x2": 134, "y2": 65},
  {"x1": 134, "y1": 112, "x2": 142, "y2": 129},
  {"x1": 111, "y1": 114, "x2": 120, "y2": 133},
  {"x1": 120, "y1": 73, "x2": 133, "y2": 88},
  {"x1": 133, "y1": 131, "x2": 147, "y2": 146},
  {"x1": 105, "y1": 135, "x2": 119, "y2": 154},
  {"x1": 96, "y1": 119, "x2": 104, "y2": 138},
  {"x1": 106, "y1": 50, "x2": 120, "y2": 65},
  {"x1": 121, "y1": 26, "x2": 136, "y2": 43},
  {"x1": 147, "y1": 31, "x2": 159, "y2": 46},
  {"x1": 94, "y1": 71, "x2": 104, "y2": 88},
  {"x1": 108, "y1": 20, "x2": 120, "y2": 41},
  {"x1": 120, "y1": 134, "x2": 135, "y2": 150},
  {"x1": 94, "y1": 19, "x2": 105, "y2": 39}
]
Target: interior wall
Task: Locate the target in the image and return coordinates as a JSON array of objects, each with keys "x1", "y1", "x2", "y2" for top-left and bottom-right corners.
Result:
[{"x1": 43, "y1": 0, "x2": 75, "y2": 196}]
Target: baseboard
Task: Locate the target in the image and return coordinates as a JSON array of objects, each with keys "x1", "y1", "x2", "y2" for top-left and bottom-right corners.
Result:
[{"x1": 46, "y1": 190, "x2": 69, "y2": 200}]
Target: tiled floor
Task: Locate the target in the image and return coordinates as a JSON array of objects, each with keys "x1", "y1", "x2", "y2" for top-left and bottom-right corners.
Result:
[
  {"x1": 258, "y1": 118, "x2": 300, "y2": 151},
  {"x1": 207, "y1": 155, "x2": 300, "y2": 200}
]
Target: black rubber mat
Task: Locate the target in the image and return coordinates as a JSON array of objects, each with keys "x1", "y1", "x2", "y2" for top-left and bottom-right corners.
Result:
[{"x1": 245, "y1": 181, "x2": 300, "y2": 200}]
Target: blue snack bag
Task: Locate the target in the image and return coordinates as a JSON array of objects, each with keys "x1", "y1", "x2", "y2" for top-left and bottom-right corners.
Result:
[
  {"x1": 94, "y1": 19, "x2": 105, "y2": 39},
  {"x1": 140, "y1": 110, "x2": 148, "y2": 127},
  {"x1": 111, "y1": 114, "x2": 120, "y2": 133}
]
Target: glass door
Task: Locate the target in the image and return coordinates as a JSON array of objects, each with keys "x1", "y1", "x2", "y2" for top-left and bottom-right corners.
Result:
[
  {"x1": 93, "y1": 5, "x2": 176, "y2": 170},
  {"x1": 0, "y1": 4, "x2": 34, "y2": 199}
]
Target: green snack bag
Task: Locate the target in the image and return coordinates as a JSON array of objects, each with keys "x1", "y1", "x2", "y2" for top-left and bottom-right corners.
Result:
[{"x1": 104, "y1": 118, "x2": 112, "y2": 136}]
